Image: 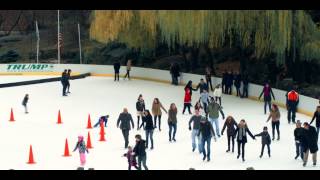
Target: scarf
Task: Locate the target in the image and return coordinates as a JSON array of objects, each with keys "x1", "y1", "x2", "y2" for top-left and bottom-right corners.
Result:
[{"x1": 238, "y1": 127, "x2": 246, "y2": 141}]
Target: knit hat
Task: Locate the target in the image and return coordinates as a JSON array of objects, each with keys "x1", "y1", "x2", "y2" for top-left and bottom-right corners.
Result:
[{"x1": 263, "y1": 126, "x2": 268, "y2": 130}]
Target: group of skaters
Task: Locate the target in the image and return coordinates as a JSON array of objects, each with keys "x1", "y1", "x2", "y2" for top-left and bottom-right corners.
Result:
[
  {"x1": 113, "y1": 59, "x2": 132, "y2": 81},
  {"x1": 61, "y1": 69, "x2": 72, "y2": 96}
]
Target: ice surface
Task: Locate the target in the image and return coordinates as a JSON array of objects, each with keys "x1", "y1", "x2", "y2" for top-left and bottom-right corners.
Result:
[{"x1": 0, "y1": 76, "x2": 318, "y2": 170}]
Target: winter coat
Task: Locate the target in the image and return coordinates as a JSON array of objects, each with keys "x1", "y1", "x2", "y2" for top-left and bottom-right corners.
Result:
[
  {"x1": 133, "y1": 140, "x2": 146, "y2": 157},
  {"x1": 170, "y1": 64, "x2": 180, "y2": 77},
  {"x1": 184, "y1": 88, "x2": 191, "y2": 104},
  {"x1": 311, "y1": 111, "x2": 320, "y2": 128},
  {"x1": 267, "y1": 109, "x2": 280, "y2": 122},
  {"x1": 114, "y1": 62, "x2": 121, "y2": 73},
  {"x1": 73, "y1": 141, "x2": 88, "y2": 154},
  {"x1": 294, "y1": 127, "x2": 304, "y2": 142},
  {"x1": 259, "y1": 86, "x2": 275, "y2": 101},
  {"x1": 235, "y1": 126, "x2": 255, "y2": 143},
  {"x1": 117, "y1": 112, "x2": 134, "y2": 130},
  {"x1": 207, "y1": 102, "x2": 224, "y2": 119},
  {"x1": 126, "y1": 61, "x2": 132, "y2": 71},
  {"x1": 199, "y1": 120, "x2": 216, "y2": 139},
  {"x1": 196, "y1": 82, "x2": 209, "y2": 93},
  {"x1": 213, "y1": 87, "x2": 222, "y2": 97},
  {"x1": 124, "y1": 150, "x2": 137, "y2": 166},
  {"x1": 184, "y1": 85, "x2": 196, "y2": 96},
  {"x1": 221, "y1": 118, "x2": 237, "y2": 136},
  {"x1": 222, "y1": 72, "x2": 227, "y2": 85},
  {"x1": 142, "y1": 114, "x2": 154, "y2": 130},
  {"x1": 234, "y1": 74, "x2": 241, "y2": 88},
  {"x1": 61, "y1": 72, "x2": 68, "y2": 84},
  {"x1": 168, "y1": 109, "x2": 177, "y2": 124},
  {"x1": 22, "y1": 96, "x2": 28, "y2": 106},
  {"x1": 188, "y1": 115, "x2": 202, "y2": 130},
  {"x1": 152, "y1": 102, "x2": 166, "y2": 116},
  {"x1": 200, "y1": 92, "x2": 209, "y2": 104},
  {"x1": 301, "y1": 126, "x2": 318, "y2": 153},
  {"x1": 226, "y1": 73, "x2": 233, "y2": 86},
  {"x1": 255, "y1": 131, "x2": 271, "y2": 145},
  {"x1": 136, "y1": 100, "x2": 145, "y2": 112}
]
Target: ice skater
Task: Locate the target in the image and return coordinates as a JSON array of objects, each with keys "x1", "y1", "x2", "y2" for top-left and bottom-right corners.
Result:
[
  {"x1": 207, "y1": 97, "x2": 225, "y2": 138},
  {"x1": 114, "y1": 60, "x2": 121, "y2": 81},
  {"x1": 73, "y1": 135, "x2": 89, "y2": 167},
  {"x1": 189, "y1": 110, "x2": 202, "y2": 153},
  {"x1": 168, "y1": 103, "x2": 178, "y2": 142},
  {"x1": 151, "y1": 98, "x2": 167, "y2": 131},
  {"x1": 254, "y1": 126, "x2": 271, "y2": 158},
  {"x1": 196, "y1": 78, "x2": 209, "y2": 94},
  {"x1": 266, "y1": 104, "x2": 281, "y2": 140},
  {"x1": 221, "y1": 116, "x2": 237, "y2": 153},
  {"x1": 133, "y1": 134, "x2": 148, "y2": 170},
  {"x1": 310, "y1": 106, "x2": 320, "y2": 142},
  {"x1": 235, "y1": 119, "x2": 255, "y2": 162},
  {"x1": 141, "y1": 110, "x2": 154, "y2": 149},
  {"x1": 294, "y1": 120, "x2": 304, "y2": 160},
  {"x1": 205, "y1": 66, "x2": 213, "y2": 91},
  {"x1": 124, "y1": 59, "x2": 132, "y2": 80},
  {"x1": 123, "y1": 146, "x2": 139, "y2": 170},
  {"x1": 136, "y1": 94, "x2": 146, "y2": 130},
  {"x1": 66, "y1": 69, "x2": 72, "y2": 94},
  {"x1": 198, "y1": 116, "x2": 217, "y2": 162},
  {"x1": 234, "y1": 71, "x2": 241, "y2": 97},
  {"x1": 117, "y1": 108, "x2": 135, "y2": 148},
  {"x1": 213, "y1": 84, "x2": 222, "y2": 106},
  {"x1": 199, "y1": 89, "x2": 209, "y2": 115},
  {"x1": 259, "y1": 82, "x2": 275, "y2": 114},
  {"x1": 286, "y1": 88, "x2": 299, "y2": 124},
  {"x1": 183, "y1": 87, "x2": 192, "y2": 115},
  {"x1": 301, "y1": 122, "x2": 318, "y2": 167},
  {"x1": 93, "y1": 115, "x2": 109, "y2": 128},
  {"x1": 22, "y1": 94, "x2": 29, "y2": 114},
  {"x1": 61, "y1": 69, "x2": 68, "y2": 96}
]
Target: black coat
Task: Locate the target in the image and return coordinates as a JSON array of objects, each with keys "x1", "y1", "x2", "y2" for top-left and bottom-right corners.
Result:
[
  {"x1": 114, "y1": 62, "x2": 121, "y2": 73},
  {"x1": 311, "y1": 111, "x2": 320, "y2": 128},
  {"x1": 222, "y1": 72, "x2": 227, "y2": 85},
  {"x1": 301, "y1": 126, "x2": 318, "y2": 153},
  {"x1": 196, "y1": 82, "x2": 209, "y2": 93},
  {"x1": 235, "y1": 126, "x2": 255, "y2": 143},
  {"x1": 199, "y1": 121, "x2": 215, "y2": 139},
  {"x1": 221, "y1": 119, "x2": 237, "y2": 136},
  {"x1": 234, "y1": 74, "x2": 241, "y2": 88},
  {"x1": 133, "y1": 140, "x2": 146, "y2": 157},
  {"x1": 294, "y1": 127, "x2": 304, "y2": 142},
  {"x1": 170, "y1": 64, "x2": 180, "y2": 77},
  {"x1": 117, "y1": 113, "x2": 134, "y2": 130},
  {"x1": 255, "y1": 131, "x2": 271, "y2": 145},
  {"x1": 136, "y1": 100, "x2": 145, "y2": 112},
  {"x1": 61, "y1": 72, "x2": 68, "y2": 84},
  {"x1": 142, "y1": 114, "x2": 154, "y2": 130},
  {"x1": 22, "y1": 96, "x2": 28, "y2": 106},
  {"x1": 226, "y1": 73, "x2": 234, "y2": 86}
]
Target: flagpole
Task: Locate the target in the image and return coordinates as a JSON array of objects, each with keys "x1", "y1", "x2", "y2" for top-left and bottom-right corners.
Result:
[
  {"x1": 35, "y1": 20, "x2": 39, "y2": 64},
  {"x1": 57, "y1": 10, "x2": 60, "y2": 64},
  {"x1": 78, "y1": 23, "x2": 82, "y2": 64}
]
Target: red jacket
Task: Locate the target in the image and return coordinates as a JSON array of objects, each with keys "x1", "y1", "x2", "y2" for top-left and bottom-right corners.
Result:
[{"x1": 184, "y1": 89, "x2": 191, "y2": 103}]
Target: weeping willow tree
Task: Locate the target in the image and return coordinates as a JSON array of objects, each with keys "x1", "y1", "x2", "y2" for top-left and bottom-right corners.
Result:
[{"x1": 90, "y1": 10, "x2": 320, "y2": 65}]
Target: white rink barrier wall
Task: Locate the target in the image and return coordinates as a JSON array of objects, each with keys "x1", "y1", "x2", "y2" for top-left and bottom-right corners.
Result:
[{"x1": 0, "y1": 63, "x2": 318, "y2": 117}]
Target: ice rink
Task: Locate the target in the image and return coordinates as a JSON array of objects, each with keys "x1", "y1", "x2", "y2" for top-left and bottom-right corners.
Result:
[{"x1": 0, "y1": 75, "x2": 318, "y2": 170}]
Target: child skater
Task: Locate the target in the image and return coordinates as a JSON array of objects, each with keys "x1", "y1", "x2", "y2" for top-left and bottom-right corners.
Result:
[
  {"x1": 73, "y1": 135, "x2": 89, "y2": 167},
  {"x1": 254, "y1": 126, "x2": 271, "y2": 158},
  {"x1": 22, "y1": 94, "x2": 29, "y2": 114},
  {"x1": 123, "y1": 146, "x2": 139, "y2": 170}
]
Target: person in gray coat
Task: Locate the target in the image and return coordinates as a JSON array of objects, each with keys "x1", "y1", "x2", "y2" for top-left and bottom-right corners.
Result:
[{"x1": 117, "y1": 108, "x2": 135, "y2": 148}]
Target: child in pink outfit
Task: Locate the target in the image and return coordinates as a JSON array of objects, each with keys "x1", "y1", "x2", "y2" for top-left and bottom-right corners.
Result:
[{"x1": 73, "y1": 136, "x2": 89, "y2": 166}]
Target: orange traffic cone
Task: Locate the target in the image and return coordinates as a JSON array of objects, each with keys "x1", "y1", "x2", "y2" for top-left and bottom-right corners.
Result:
[
  {"x1": 87, "y1": 114, "x2": 92, "y2": 129},
  {"x1": 27, "y1": 145, "x2": 35, "y2": 164},
  {"x1": 99, "y1": 121, "x2": 106, "y2": 141},
  {"x1": 87, "y1": 132, "x2": 93, "y2": 149},
  {"x1": 57, "y1": 110, "x2": 62, "y2": 124},
  {"x1": 9, "y1": 108, "x2": 15, "y2": 122},
  {"x1": 63, "y1": 138, "x2": 71, "y2": 157}
]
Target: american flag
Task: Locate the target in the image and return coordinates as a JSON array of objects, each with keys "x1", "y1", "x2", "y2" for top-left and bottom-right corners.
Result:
[{"x1": 58, "y1": 32, "x2": 63, "y2": 52}]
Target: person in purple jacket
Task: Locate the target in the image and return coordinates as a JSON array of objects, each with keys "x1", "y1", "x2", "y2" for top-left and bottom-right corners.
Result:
[{"x1": 259, "y1": 82, "x2": 275, "y2": 115}]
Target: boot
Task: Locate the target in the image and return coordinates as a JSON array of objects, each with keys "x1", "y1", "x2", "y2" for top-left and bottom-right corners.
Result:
[
  {"x1": 237, "y1": 154, "x2": 240, "y2": 159},
  {"x1": 226, "y1": 149, "x2": 230, "y2": 153},
  {"x1": 203, "y1": 154, "x2": 206, "y2": 161},
  {"x1": 259, "y1": 154, "x2": 263, "y2": 158},
  {"x1": 295, "y1": 155, "x2": 299, "y2": 160},
  {"x1": 272, "y1": 136, "x2": 275, "y2": 141},
  {"x1": 277, "y1": 136, "x2": 280, "y2": 141}
]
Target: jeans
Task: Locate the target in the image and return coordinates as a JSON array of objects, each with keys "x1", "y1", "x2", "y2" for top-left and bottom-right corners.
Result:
[
  {"x1": 261, "y1": 144, "x2": 271, "y2": 156},
  {"x1": 124, "y1": 70, "x2": 130, "y2": 79},
  {"x1": 237, "y1": 141, "x2": 246, "y2": 159},
  {"x1": 271, "y1": 121, "x2": 280, "y2": 138},
  {"x1": 288, "y1": 104, "x2": 297, "y2": 123},
  {"x1": 93, "y1": 119, "x2": 107, "y2": 128},
  {"x1": 209, "y1": 117, "x2": 220, "y2": 136},
  {"x1": 235, "y1": 87, "x2": 241, "y2": 97},
  {"x1": 154, "y1": 115, "x2": 162, "y2": 130},
  {"x1": 227, "y1": 135, "x2": 235, "y2": 151},
  {"x1": 61, "y1": 81, "x2": 67, "y2": 95},
  {"x1": 206, "y1": 77, "x2": 213, "y2": 91},
  {"x1": 201, "y1": 136, "x2": 212, "y2": 160},
  {"x1": 202, "y1": 102, "x2": 208, "y2": 114},
  {"x1": 169, "y1": 123, "x2": 177, "y2": 140},
  {"x1": 145, "y1": 130, "x2": 154, "y2": 148},
  {"x1": 264, "y1": 100, "x2": 272, "y2": 114},
  {"x1": 183, "y1": 103, "x2": 192, "y2": 114},
  {"x1": 122, "y1": 129, "x2": 129, "y2": 148},
  {"x1": 138, "y1": 155, "x2": 148, "y2": 170},
  {"x1": 303, "y1": 148, "x2": 317, "y2": 165},
  {"x1": 191, "y1": 129, "x2": 202, "y2": 153},
  {"x1": 295, "y1": 142, "x2": 304, "y2": 160},
  {"x1": 242, "y1": 84, "x2": 248, "y2": 98}
]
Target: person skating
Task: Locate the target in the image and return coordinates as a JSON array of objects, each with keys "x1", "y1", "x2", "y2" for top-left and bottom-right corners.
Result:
[
  {"x1": 199, "y1": 89, "x2": 209, "y2": 115},
  {"x1": 93, "y1": 115, "x2": 109, "y2": 128},
  {"x1": 286, "y1": 88, "x2": 299, "y2": 124},
  {"x1": 310, "y1": 106, "x2": 320, "y2": 141},
  {"x1": 194, "y1": 101, "x2": 203, "y2": 114},
  {"x1": 235, "y1": 119, "x2": 255, "y2": 162},
  {"x1": 205, "y1": 66, "x2": 213, "y2": 91},
  {"x1": 234, "y1": 71, "x2": 241, "y2": 97},
  {"x1": 22, "y1": 94, "x2": 29, "y2": 114},
  {"x1": 184, "y1": 80, "x2": 197, "y2": 97},
  {"x1": 301, "y1": 122, "x2": 318, "y2": 167},
  {"x1": 73, "y1": 135, "x2": 89, "y2": 167},
  {"x1": 117, "y1": 108, "x2": 135, "y2": 148},
  {"x1": 254, "y1": 126, "x2": 271, "y2": 158},
  {"x1": 170, "y1": 62, "x2": 180, "y2": 85},
  {"x1": 207, "y1": 97, "x2": 225, "y2": 138},
  {"x1": 123, "y1": 146, "x2": 138, "y2": 170},
  {"x1": 221, "y1": 116, "x2": 237, "y2": 153},
  {"x1": 241, "y1": 72, "x2": 249, "y2": 98},
  {"x1": 113, "y1": 60, "x2": 121, "y2": 81},
  {"x1": 66, "y1": 69, "x2": 72, "y2": 94},
  {"x1": 61, "y1": 69, "x2": 68, "y2": 96},
  {"x1": 259, "y1": 82, "x2": 275, "y2": 114},
  {"x1": 266, "y1": 104, "x2": 281, "y2": 141},
  {"x1": 213, "y1": 84, "x2": 222, "y2": 106},
  {"x1": 168, "y1": 103, "x2": 178, "y2": 142},
  {"x1": 198, "y1": 116, "x2": 217, "y2": 162},
  {"x1": 151, "y1": 98, "x2": 167, "y2": 131},
  {"x1": 133, "y1": 134, "x2": 148, "y2": 170},
  {"x1": 124, "y1": 59, "x2": 132, "y2": 80},
  {"x1": 225, "y1": 70, "x2": 233, "y2": 95},
  {"x1": 183, "y1": 87, "x2": 192, "y2": 115},
  {"x1": 136, "y1": 94, "x2": 146, "y2": 130},
  {"x1": 222, "y1": 70, "x2": 227, "y2": 94},
  {"x1": 294, "y1": 120, "x2": 304, "y2": 160},
  {"x1": 189, "y1": 110, "x2": 202, "y2": 153},
  {"x1": 141, "y1": 110, "x2": 154, "y2": 149},
  {"x1": 196, "y1": 79, "x2": 209, "y2": 94}
]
